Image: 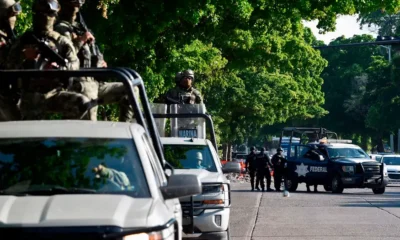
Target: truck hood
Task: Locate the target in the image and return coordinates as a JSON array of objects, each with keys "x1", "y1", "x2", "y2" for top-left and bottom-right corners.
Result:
[
  {"x1": 387, "y1": 165, "x2": 400, "y2": 172},
  {"x1": 333, "y1": 158, "x2": 377, "y2": 164},
  {"x1": 0, "y1": 194, "x2": 162, "y2": 228},
  {"x1": 174, "y1": 169, "x2": 223, "y2": 183}
]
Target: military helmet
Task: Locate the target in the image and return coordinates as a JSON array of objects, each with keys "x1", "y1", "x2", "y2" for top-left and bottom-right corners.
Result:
[
  {"x1": 277, "y1": 147, "x2": 283, "y2": 152},
  {"x1": 32, "y1": 0, "x2": 60, "y2": 15},
  {"x1": 0, "y1": 0, "x2": 21, "y2": 18},
  {"x1": 250, "y1": 146, "x2": 255, "y2": 151},
  {"x1": 58, "y1": 0, "x2": 85, "y2": 7},
  {"x1": 181, "y1": 69, "x2": 194, "y2": 80}
]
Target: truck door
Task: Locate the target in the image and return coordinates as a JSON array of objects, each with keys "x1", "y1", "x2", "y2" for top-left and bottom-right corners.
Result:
[{"x1": 295, "y1": 145, "x2": 328, "y2": 185}]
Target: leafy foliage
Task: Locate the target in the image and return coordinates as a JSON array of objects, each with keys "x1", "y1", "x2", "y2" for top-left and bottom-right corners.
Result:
[{"x1": 13, "y1": 0, "x2": 398, "y2": 146}]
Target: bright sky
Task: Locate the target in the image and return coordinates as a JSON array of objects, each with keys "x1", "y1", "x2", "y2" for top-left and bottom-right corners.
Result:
[{"x1": 303, "y1": 15, "x2": 378, "y2": 44}]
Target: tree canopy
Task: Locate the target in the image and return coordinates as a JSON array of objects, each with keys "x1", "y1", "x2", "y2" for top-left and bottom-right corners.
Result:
[{"x1": 13, "y1": 0, "x2": 400, "y2": 147}]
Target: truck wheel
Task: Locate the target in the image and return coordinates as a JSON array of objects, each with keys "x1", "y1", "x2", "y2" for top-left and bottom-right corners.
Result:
[
  {"x1": 373, "y1": 187, "x2": 385, "y2": 194},
  {"x1": 331, "y1": 175, "x2": 344, "y2": 193},
  {"x1": 227, "y1": 227, "x2": 231, "y2": 240},
  {"x1": 286, "y1": 178, "x2": 298, "y2": 192},
  {"x1": 323, "y1": 184, "x2": 332, "y2": 192}
]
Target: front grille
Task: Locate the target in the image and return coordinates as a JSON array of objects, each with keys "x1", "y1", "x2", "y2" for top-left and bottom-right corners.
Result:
[
  {"x1": 355, "y1": 163, "x2": 363, "y2": 174},
  {"x1": 362, "y1": 163, "x2": 381, "y2": 174},
  {"x1": 388, "y1": 174, "x2": 400, "y2": 179},
  {"x1": 181, "y1": 201, "x2": 203, "y2": 217}
]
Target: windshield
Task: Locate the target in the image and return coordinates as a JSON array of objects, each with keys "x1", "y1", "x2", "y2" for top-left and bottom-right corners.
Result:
[
  {"x1": 382, "y1": 157, "x2": 400, "y2": 165},
  {"x1": 327, "y1": 147, "x2": 369, "y2": 159},
  {"x1": 164, "y1": 144, "x2": 217, "y2": 172},
  {"x1": 0, "y1": 138, "x2": 150, "y2": 197}
]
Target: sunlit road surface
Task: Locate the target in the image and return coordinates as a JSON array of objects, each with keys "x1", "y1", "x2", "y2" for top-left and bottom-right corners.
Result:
[{"x1": 229, "y1": 182, "x2": 400, "y2": 240}]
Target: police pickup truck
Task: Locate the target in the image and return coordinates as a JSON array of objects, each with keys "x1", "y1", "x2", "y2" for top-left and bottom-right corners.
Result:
[
  {"x1": 153, "y1": 103, "x2": 241, "y2": 240},
  {"x1": 0, "y1": 68, "x2": 201, "y2": 240},
  {"x1": 280, "y1": 127, "x2": 389, "y2": 194}
]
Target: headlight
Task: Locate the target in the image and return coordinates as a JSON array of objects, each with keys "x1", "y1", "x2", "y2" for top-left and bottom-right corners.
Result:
[
  {"x1": 123, "y1": 223, "x2": 174, "y2": 240},
  {"x1": 342, "y1": 166, "x2": 354, "y2": 173},
  {"x1": 202, "y1": 184, "x2": 224, "y2": 194},
  {"x1": 383, "y1": 163, "x2": 388, "y2": 176},
  {"x1": 123, "y1": 232, "x2": 162, "y2": 240}
]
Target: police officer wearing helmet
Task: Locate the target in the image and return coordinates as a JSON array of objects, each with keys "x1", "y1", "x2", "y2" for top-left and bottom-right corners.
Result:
[
  {"x1": 164, "y1": 69, "x2": 203, "y2": 104},
  {"x1": 271, "y1": 147, "x2": 287, "y2": 191},
  {"x1": 255, "y1": 147, "x2": 274, "y2": 192},
  {"x1": 6, "y1": 0, "x2": 93, "y2": 120},
  {"x1": 54, "y1": 0, "x2": 134, "y2": 122},
  {"x1": 245, "y1": 146, "x2": 257, "y2": 191},
  {"x1": 0, "y1": 0, "x2": 21, "y2": 121}
]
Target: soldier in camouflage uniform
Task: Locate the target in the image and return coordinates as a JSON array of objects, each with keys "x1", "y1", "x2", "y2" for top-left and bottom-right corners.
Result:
[
  {"x1": 6, "y1": 0, "x2": 93, "y2": 120},
  {"x1": 0, "y1": 0, "x2": 21, "y2": 121},
  {"x1": 164, "y1": 69, "x2": 203, "y2": 104},
  {"x1": 54, "y1": 0, "x2": 133, "y2": 122}
]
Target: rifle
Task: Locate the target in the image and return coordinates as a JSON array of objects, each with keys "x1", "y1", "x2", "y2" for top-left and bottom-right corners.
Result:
[
  {"x1": 76, "y1": 12, "x2": 104, "y2": 68},
  {"x1": 166, "y1": 96, "x2": 183, "y2": 104},
  {"x1": 21, "y1": 32, "x2": 68, "y2": 69}
]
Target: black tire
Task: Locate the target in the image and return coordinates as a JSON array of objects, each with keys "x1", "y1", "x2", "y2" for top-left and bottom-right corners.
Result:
[
  {"x1": 324, "y1": 184, "x2": 332, "y2": 192},
  {"x1": 226, "y1": 227, "x2": 231, "y2": 240},
  {"x1": 373, "y1": 187, "x2": 385, "y2": 194},
  {"x1": 331, "y1": 175, "x2": 344, "y2": 193},
  {"x1": 286, "y1": 178, "x2": 298, "y2": 192}
]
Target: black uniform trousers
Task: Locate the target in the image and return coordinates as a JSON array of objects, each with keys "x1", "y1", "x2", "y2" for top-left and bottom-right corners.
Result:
[
  {"x1": 256, "y1": 168, "x2": 272, "y2": 190},
  {"x1": 273, "y1": 169, "x2": 287, "y2": 191},
  {"x1": 249, "y1": 169, "x2": 256, "y2": 190}
]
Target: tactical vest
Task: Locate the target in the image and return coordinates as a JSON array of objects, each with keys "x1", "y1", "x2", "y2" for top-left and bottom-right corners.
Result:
[
  {"x1": 21, "y1": 31, "x2": 66, "y2": 92},
  {"x1": 167, "y1": 86, "x2": 199, "y2": 104},
  {"x1": 58, "y1": 21, "x2": 91, "y2": 68}
]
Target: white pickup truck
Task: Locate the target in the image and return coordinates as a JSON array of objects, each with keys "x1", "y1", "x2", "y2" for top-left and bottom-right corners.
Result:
[
  {"x1": 0, "y1": 68, "x2": 201, "y2": 240},
  {"x1": 153, "y1": 103, "x2": 241, "y2": 240}
]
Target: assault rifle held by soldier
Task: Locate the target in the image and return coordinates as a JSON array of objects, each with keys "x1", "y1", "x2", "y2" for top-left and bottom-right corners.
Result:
[
  {"x1": 75, "y1": 12, "x2": 104, "y2": 68},
  {"x1": 21, "y1": 32, "x2": 68, "y2": 69}
]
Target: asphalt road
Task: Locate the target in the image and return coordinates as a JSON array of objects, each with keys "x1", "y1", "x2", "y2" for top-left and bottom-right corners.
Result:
[{"x1": 229, "y1": 182, "x2": 400, "y2": 240}]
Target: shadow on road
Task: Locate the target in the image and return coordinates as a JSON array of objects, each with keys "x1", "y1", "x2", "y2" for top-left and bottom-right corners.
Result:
[{"x1": 341, "y1": 199, "x2": 400, "y2": 208}]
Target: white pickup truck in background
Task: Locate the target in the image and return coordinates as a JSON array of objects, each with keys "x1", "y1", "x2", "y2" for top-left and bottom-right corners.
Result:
[{"x1": 153, "y1": 103, "x2": 241, "y2": 240}]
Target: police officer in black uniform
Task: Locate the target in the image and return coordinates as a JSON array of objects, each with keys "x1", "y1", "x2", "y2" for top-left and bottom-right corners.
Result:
[
  {"x1": 305, "y1": 145, "x2": 320, "y2": 192},
  {"x1": 255, "y1": 147, "x2": 274, "y2": 192},
  {"x1": 245, "y1": 146, "x2": 257, "y2": 191},
  {"x1": 271, "y1": 147, "x2": 287, "y2": 191}
]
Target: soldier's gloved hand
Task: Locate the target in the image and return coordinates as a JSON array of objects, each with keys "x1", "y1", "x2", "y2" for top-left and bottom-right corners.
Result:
[
  {"x1": 44, "y1": 62, "x2": 59, "y2": 69},
  {"x1": 23, "y1": 47, "x2": 40, "y2": 60},
  {"x1": 80, "y1": 31, "x2": 95, "y2": 44}
]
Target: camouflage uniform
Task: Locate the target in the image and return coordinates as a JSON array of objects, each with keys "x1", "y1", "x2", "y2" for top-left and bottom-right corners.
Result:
[
  {"x1": 96, "y1": 166, "x2": 131, "y2": 190},
  {"x1": 54, "y1": 0, "x2": 133, "y2": 122},
  {"x1": 0, "y1": 0, "x2": 21, "y2": 121},
  {"x1": 165, "y1": 70, "x2": 203, "y2": 134},
  {"x1": 164, "y1": 70, "x2": 203, "y2": 104},
  {"x1": 6, "y1": 0, "x2": 92, "y2": 120}
]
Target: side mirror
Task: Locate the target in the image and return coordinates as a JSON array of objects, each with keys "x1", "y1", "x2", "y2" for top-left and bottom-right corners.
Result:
[
  {"x1": 160, "y1": 174, "x2": 202, "y2": 200},
  {"x1": 222, "y1": 161, "x2": 241, "y2": 173}
]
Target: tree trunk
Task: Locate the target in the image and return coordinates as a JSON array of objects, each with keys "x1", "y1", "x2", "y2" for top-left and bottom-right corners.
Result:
[
  {"x1": 227, "y1": 143, "x2": 232, "y2": 161},
  {"x1": 361, "y1": 133, "x2": 368, "y2": 150},
  {"x1": 377, "y1": 133, "x2": 384, "y2": 153},
  {"x1": 222, "y1": 143, "x2": 228, "y2": 160}
]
